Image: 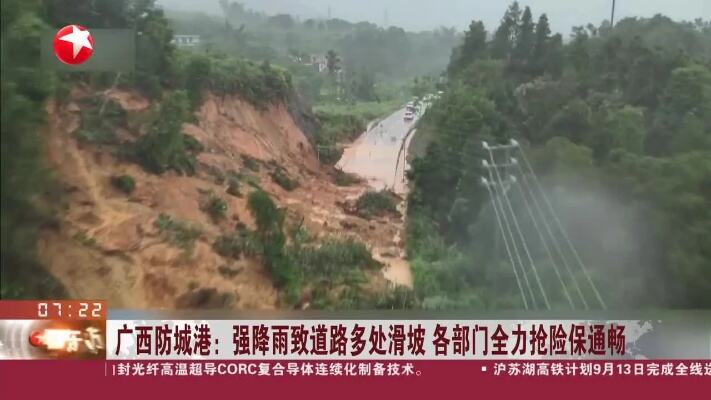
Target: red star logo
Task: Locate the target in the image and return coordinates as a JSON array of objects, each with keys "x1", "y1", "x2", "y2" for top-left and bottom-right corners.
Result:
[{"x1": 53, "y1": 25, "x2": 94, "y2": 65}]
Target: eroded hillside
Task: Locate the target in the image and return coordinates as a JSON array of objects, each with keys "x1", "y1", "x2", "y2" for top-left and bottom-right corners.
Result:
[{"x1": 38, "y1": 87, "x2": 405, "y2": 310}]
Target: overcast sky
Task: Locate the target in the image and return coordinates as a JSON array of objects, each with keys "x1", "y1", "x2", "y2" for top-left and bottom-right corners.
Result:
[{"x1": 160, "y1": 0, "x2": 711, "y2": 34}]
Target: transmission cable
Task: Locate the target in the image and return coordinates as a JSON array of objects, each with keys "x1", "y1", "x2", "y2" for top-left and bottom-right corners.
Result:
[
  {"x1": 484, "y1": 180, "x2": 529, "y2": 310},
  {"x1": 516, "y1": 145, "x2": 607, "y2": 309},
  {"x1": 487, "y1": 148, "x2": 551, "y2": 310},
  {"x1": 513, "y1": 160, "x2": 576, "y2": 309}
]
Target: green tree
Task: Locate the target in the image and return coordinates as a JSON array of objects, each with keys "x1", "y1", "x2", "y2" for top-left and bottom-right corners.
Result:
[
  {"x1": 569, "y1": 27, "x2": 591, "y2": 80},
  {"x1": 130, "y1": 0, "x2": 176, "y2": 98},
  {"x1": 326, "y1": 49, "x2": 340, "y2": 75},
  {"x1": 514, "y1": 78, "x2": 568, "y2": 141},
  {"x1": 347, "y1": 69, "x2": 377, "y2": 101},
  {"x1": 531, "y1": 13, "x2": 551, "y2": 76},
  {"x1": 536, "y1": 136, "x2": 595, "y2": 179},
  {"x1": 134, "y1": 90, "x2": 196, "y2": 174},
  {"x1": 408, "y1": 87, "x2": 501, "y2": 232},
  {"x1": 510, "y1": 6, "x2": 535, "y2": 78},
  {"x1": 664, "y1": 64, "x2": 711, "y2": 114},
  {"x1": 605, "y1": 150, "x2": 711, "y2": 307},
  {"x1": 546, "y1": 34, "x2": 564, "y2": 79},
  {"x1": 266, "y1": 14, "x2": 295, "y2": 29},
  {"x1": 247, "y1": 190, "x2": 300, "y2": 302},
  {"x1": 448, "y1": 21, "x2": 488, "y2": 77},
  {"x1": 45, "y1": 0, "x2": 129, "y2": 28},
  {"x1": 326, "y1": 49, "x2": 341, "y2": 97},
  {"x1": 490, "y1": 1, "x2": 521, "y2": 59},
  {"x1": 1, "y1": 0, "x2": 65, "y2": 298},
  {"x1": 411, "y1": 76, "x2": 436, "y2": 98},
  {"x1": 218, "y1": 0, "x2": 248, "y2": 22},
  {"x1": 599, "y1": 105, "x2": 647, "y2": 157},
  {"x1": 649, "y1": 64, "x2": 711, "y2": 154},
  {"x1": 180, "y1": 53, "x2": 212, "y2": 109}
]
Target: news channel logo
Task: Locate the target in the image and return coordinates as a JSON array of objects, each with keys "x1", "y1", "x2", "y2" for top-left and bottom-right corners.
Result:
[
  {"x1": 0, "y1": 320, "x2": 106, "y2": 360},
  {"x1": 42, "y1": 25, "x2": 135, "y2": 72}
]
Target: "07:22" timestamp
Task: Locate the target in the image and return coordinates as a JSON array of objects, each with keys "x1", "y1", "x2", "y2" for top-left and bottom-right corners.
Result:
[{"x1": 37, "y1": 301, "x2": 104, "y2": 319}]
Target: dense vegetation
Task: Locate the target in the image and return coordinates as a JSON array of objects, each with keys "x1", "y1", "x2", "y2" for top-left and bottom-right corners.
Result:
[
  {"x1": 1, "y1": 0, "x2": 66, "y2": 298},
  {"x1": 175, "y1": 51, "x2": 292, "y2": 110},
  {"x1": 407, "y1": 3, "x2": 711, "y2": 309},
  {"x1": 355, "y1": 191, "x2": 398, "y2": 219},
  {"x1": 245, "y1": 190, "x2": 400, "y2": 308},
  {"x1": 132, "y1": 90, "x2": 198, "y2": 174}
]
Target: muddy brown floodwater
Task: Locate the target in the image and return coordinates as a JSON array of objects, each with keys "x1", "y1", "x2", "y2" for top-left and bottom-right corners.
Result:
[{"x1": 336, "y1": 107, "x2": 420, "y2": 288}]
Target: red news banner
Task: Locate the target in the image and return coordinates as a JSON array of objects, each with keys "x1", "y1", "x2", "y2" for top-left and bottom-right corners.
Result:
[
  {"x1": 102, "y1": 319, "x2": 710, "y2": 380},
  {"x1": 0, "y1": 301, "x2": 709, "y2": 398},
  {"x1": 110, "y1": 321, "x2": 629, "y2": 358}
]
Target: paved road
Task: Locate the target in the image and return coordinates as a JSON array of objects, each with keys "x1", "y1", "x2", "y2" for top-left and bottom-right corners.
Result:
[
  {"x1": 336, "y1": 107, "x2": 418, "y2": 195},
  {"x1": 335, "y1": 106, "x2": 425, "y2": 287}
]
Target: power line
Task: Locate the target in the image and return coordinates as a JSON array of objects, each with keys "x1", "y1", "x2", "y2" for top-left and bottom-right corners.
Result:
[
  {"x1": 515, "y1": 143, "x2": 607, "y2": 309},
  {"x1": 514, "y1": 158, "x2": 589, "y2": 309},
  {"x1": 483, "y1": 178, "x2": 529, "y2": 310},
  {"x1": 410, "y1": 135, "x2": 606, "y2": 309},
  {"x1": 486, "y1": 148, "x2": 551, "y2": 310},
  {"x1": 482, "y1": 155, "x2": 537, "y2": 309},
  {"x1": 512, "y1": 158, "x2": 576, "y2": 309}
]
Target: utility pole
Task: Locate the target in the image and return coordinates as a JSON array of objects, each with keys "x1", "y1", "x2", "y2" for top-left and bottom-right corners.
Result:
[{"x1": 610, "y1": 0, "x2": 616, "y2": 27}]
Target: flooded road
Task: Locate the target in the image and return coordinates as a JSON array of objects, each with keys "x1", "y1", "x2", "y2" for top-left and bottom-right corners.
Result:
[
  {"x1": 337, "y1": 108, "x2": 415, "y2": 195},
  {"x1": 336, "y1": 106, "x2": 422, "y2": 287}
]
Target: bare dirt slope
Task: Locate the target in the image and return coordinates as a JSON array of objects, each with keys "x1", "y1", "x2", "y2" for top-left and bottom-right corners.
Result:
[{"x1": 38, "y1": 89, "x2": 403, "y2": 310}]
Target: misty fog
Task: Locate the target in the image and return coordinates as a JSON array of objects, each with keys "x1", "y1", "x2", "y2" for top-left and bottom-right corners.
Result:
[{"x1": 158, "y1": 0, "x2": 711, "y2": 34}]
